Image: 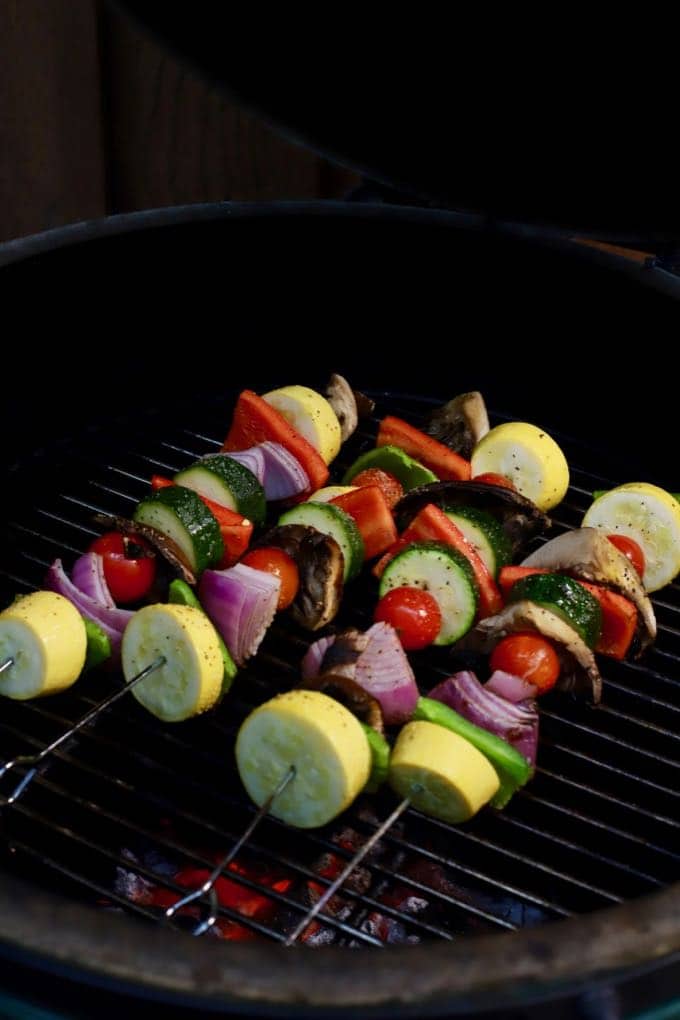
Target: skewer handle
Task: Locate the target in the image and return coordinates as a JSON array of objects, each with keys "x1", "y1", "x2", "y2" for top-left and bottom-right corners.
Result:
[
  {"x1": 0, "y1": 656, "x2": 166, "y2": 806},
  {"x1": 165, "y1": 765, "x2": 297, "y2": 935}
]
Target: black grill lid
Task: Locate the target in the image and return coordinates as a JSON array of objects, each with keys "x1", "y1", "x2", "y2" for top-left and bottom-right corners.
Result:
[{"x1": 114, "y1": 4, "x2": 680, "y2": 243}]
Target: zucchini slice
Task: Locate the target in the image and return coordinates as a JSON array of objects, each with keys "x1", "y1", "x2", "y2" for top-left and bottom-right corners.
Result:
[
  {"x1": 175, "y1": 454, "x2": 265, "y2": 526},
  {"x1": 389, "y1": 721, "x2": 500, "y2": 823},
  {"x1": 379, "y1": 540, "x2": 478, "y2": 644},
  {"x1": 121, "y1": 603, "x2": 223, "y2": 722},
  {"x1": 236, "y1": 690, "x2": 371, "y2": 828},
  {"x1": 442, "y1": 506, "x2": 511, "y2": 579},
  {"x1": 134, "y1": 486, "x2": 223, "y2": 574},
  {"x1": 0, "y1": 591, "x2": 87, "y2": 700},
  {"x1": 508, "y1": 572, "x2": 602, "y2": 648},
  {"x1": 278, "y1": 502, "x2": 364, "y2": 581}
]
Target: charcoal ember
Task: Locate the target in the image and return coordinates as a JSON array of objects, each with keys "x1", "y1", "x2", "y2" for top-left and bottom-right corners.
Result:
[
  {"x1": 358, "y1": 912, "x2": 419, "y2": 945},
  {"x1": 115, "y1": 849, "x2": 155, "y2": 904},
  {"x1": 313, "y1": 850, "x2": 371, "y2": 896},
  {"x1": 115, "y1": 867, "x2": 154, "y2": 904},
  {"x1": 300, "y1": 921, "x2": 337, "y2": 947}
]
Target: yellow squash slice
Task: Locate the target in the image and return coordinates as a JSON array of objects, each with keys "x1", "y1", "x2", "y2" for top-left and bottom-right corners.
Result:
[
  {"x1": 471, "y1": 421, "x2": 569, "y2": 511},
  {"x1": 236, "y1": 690, "x2": 371, "y2": 828},
  {"x1": 389, "y1": 721, "x2": 500, "y2": 823},
  {"x1": 0, "y1": 591, "x2": 87, "y2": 700},
  {"x1": 583, "y1": 482, "x2": 680, "y2": 592},
  {"x1": 262, "y1": 385, "x2": 342, "y2": 465},
  {"x1": 121, "y1": 603, "x2": 223, "y2": 722}
]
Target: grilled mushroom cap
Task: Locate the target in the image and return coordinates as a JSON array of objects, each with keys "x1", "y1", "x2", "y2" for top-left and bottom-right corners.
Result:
[
  {"x1": 299, "y1": 673, "x2": 384, "y2": 733},
  {"x1": 317, "y1": 627, "x2": 370, "y2": 678},
  {"x1": 394, "y1": 481, "x2": 550, "y2": 558},
  {"x1": 522, "y1": 528, "x2": 656, "y2": 653},
  {"x1": 466, "y1": 600, "x2": 603, "y2": 703},
  {"x1": 424, "y1": 391, "x2": 490, "y2": 459},
  {"x1": 256, "y1": 524, "x2": 344, "y2": 631},
  {"x1": 324, "y1": 373, "x2": 359, "y2": 442}
]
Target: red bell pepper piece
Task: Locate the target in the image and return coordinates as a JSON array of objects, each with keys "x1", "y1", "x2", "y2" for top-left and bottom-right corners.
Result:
[
  {"x1": 330, "y1": 485, "x2": 398, "y2": 560},
  {"x1": 350, "y1": 468, "x2": 404, "y2": 509},
  {"x1": 201, "y1": 495, "x2": 254, "y2": 568},
  {"x1": 578, "y1": 581, "x2": 638, "y2": 660},
  {"x1": 375, "y1": 503, "x2": 503, "y2": 618},
  {"x1": 377, "y1": 415, "x2": 471, "y2": 482},
  {"x1": 223, "y1": 389, "x2": 329, "y2": 491},
  {"x1": 151, "y1": 474, "x2": 175, "y2": 490},
  {"x1": 150, "y1": 475, "x2": 253, "y2": 567},
  {"x1": 498, "y1": 566, "x2": 637, "y2": 660}
]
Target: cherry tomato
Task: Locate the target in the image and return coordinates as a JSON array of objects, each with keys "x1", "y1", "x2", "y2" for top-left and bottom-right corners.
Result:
[
  {"x1": 241, "y1": 547, "x2": 300, "y2": 610},
  {"x1": 351, "y1": 468, "x2": 404, "y2": 509},
  {"x1": 607, "y1": 534, "x2": 646, "y2": 579},
  {"x1": 88, "y1": 532, "x2": 156, "y2": 604},
  {"x1": 472, "y1": 472, "x2": 516, "y2": 491},
  {"x1": 489, "y1": 632, "x2": 560, "y2": 694},
  {"x1": 374, "y1": 586, "x2": 442, "y2": 650}
]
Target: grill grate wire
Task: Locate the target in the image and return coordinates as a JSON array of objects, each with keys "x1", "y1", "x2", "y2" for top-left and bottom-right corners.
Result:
[{"x1": 1, "y1": 393, "x2": 679, "y2": 946}]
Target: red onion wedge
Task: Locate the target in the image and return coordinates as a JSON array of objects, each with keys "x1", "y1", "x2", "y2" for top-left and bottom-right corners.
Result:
[
  {"x1": 301, "y1": 623, "x2": 417, "y2": 725},
  {"x1": 199, "y1": 563, "x2": 280, "y2": 666},
  {"x1": 224, "y1": 447, "x2": 266, "y2": 485},
  {"x1": 45, "y1": 559, "x2": 133, "y2": 654},
  {"x1": 428, "y1": 671, "x2": 539, "y2": 766},
  {"x1": 355, "y1": 622, "x2": 419, "y2": 725},
  {"x1": 485, "y1": 669, "x2": 538, "y2": 703},
  {"x1": 71, "y1": 552, "x2": 116, "y2": 609},
  {"x1": 301, "y1": 634, "x2": 336, "y2": 680},
  {"x1": 258, "y1": 442, "x2": 309, "y2": 500}
]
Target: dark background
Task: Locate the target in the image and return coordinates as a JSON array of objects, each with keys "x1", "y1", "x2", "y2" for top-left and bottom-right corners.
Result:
[{"x1": 0, "y1": 0, "x2": 359, "y2": 245}]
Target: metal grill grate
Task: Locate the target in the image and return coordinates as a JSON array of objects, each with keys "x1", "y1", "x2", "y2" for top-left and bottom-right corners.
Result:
[{"x1": 1, "y1": 392, "x2": 679, "y2": 947}]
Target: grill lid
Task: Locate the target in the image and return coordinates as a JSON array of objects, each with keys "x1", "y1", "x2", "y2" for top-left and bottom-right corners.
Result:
[{"x1": 115, "y1": 4, "x2": 680, "y2": 243}]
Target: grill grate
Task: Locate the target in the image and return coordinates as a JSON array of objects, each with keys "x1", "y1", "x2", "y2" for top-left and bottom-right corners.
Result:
[{"x1": 1, "y1": 393, "x2": 679, "y2": 947}]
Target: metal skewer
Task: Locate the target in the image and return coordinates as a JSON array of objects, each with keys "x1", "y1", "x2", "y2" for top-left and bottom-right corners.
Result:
[
  {"x1": 3, "y1": 647, "x2": 419, "y2": 944},
  {"x1": 0, "y1": 655, "x2": 166, "y2": 806},
  {"x1": 284, "y1": 790, "x2": 419, "y2": 946},
  {"x1": 171, "y1": 748, "x2": 421, "y2": 943},
  {"x1": 164, "y1": 765, "x2": 297, "y2": 935}
]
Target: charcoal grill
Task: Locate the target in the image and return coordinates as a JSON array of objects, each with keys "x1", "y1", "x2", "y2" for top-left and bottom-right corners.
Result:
[{"x1": 1, "y1": 204, "x2": 680, "y2": 1017}]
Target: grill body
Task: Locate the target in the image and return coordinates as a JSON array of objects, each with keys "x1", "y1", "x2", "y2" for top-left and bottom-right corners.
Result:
[{"x1": 1, "y1": 203, "x2": 680, "y2": 1016}]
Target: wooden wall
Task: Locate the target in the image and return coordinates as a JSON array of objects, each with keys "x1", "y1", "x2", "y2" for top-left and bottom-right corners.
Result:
[{"x1": 0, "y1": 0, "x2": 358, "y2": 244}]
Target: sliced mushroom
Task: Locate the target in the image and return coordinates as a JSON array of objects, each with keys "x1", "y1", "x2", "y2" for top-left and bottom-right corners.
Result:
[
  {"x1": 93, "y1": 513, "x2": 195, "y2": 585},
  {"x1": 424, "y1": 391, "x2": 490, "y2": 458},
  {"x1": 394, "y1": 481, "x2": 550, "y2": 558},
  {"x1": 325, "y1": 373, "x2": 359, "y2": 442},
  {"x1": 256, "y1": 524, "x2": 344, "y2": 631},
  {"x1": 298, "y1": 673, "x2": 384, "y2": 734},
  {"x1": 465, "y1": 600, "x2": 603, "y2": 703},
  {"x1": 522, "y1": 528, "x2": 656, "y2": 653}
]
